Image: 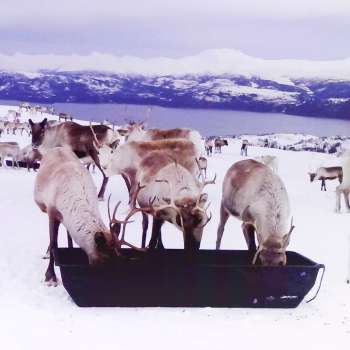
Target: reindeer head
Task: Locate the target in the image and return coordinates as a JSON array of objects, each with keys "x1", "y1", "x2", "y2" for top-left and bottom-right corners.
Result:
[
  {"x1": 125, "y1": 122, "x2": 147, "y2": 142},
  {"x1": 309, "y1": 172, "x2": 316, "y2": 182},
  {"x1": 29, "y1": 118, "x2": 48, "y2": 148},
  {"x1": 253, "y1": 219, "x2": 294, "y2": 266},
  {"x1": 91, "y1": 195, "x2": 149, "y2": 264},
  {"x1": 151, "y1": 174, "x2": 216, "y2": 251}
]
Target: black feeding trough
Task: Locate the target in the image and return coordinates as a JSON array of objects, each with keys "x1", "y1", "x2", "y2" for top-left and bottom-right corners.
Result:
[
  {"x1": 53, "y1": 248, "x2": 325, "y2": 308},
  {"x1": 5, "y1": 160, "x2": 40, "y2": 170}
]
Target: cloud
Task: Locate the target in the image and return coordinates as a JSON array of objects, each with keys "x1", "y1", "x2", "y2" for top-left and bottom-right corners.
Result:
[
  {"x1": 1, "y1": 49, "x2": 350, "y2": 80},
  {"x1": 1, "y1": 0, "x2": 350, "y2": 25}
]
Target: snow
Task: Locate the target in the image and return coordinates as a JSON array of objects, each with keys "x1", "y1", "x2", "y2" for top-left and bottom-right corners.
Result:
[
  {"x1": 208, "y1": 82, "x2": 298, "y2": 103},
  {"x1": 1, "y1": 49, "x2": 350, "y2": 80},
  {"x1": 1, "y1": 104, "x2": 350, "y2": 349}
]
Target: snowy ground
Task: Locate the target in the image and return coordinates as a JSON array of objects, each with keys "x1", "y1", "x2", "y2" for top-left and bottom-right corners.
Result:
[{"x1": 1, "y1": 105, "x2": 350, "y2": 349}]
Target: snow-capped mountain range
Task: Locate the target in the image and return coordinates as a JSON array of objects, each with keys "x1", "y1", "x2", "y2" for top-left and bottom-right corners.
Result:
[{"x1": 0, "y1": 49, "x2": 350, "y2": 119}]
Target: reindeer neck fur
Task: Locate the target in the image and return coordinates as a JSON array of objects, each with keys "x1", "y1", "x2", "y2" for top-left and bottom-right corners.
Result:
[
  {"x1": 249, "y1": 178, "x2": 290, "y2": 247},
  {"x1": 39, "y1": 124, "x2": 67, "y2": 154}
]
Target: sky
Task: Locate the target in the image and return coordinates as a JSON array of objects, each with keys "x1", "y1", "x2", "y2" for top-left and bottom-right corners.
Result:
[{"x1": 1, "y1": 0, "x2": 350, "y2": 60}]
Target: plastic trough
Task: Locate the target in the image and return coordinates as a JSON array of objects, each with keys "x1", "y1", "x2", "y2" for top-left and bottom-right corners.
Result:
[
  {"x1": 53, "y1": 248, "x2": 325, "y2": 308},
  {"x1": 5, "y1": 160, "x2": 40, "y2": 170}
]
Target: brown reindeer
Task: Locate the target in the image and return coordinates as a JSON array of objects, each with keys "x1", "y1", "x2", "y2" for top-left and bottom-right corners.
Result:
[
  {"x1": 214, "y1": 138, "x2": 228, "y2": 153},
  {"x1": 216, "y1": 159, "x2": 294, "y2": 266},
  {"x1": 29, "y1": 118, "x2": 120, "y2": 200},
  {"x1": 309, "y1": 166, "x2": 343, "y2": 191},
  {"x1": 34, "y1": 147, "x2": 147, "y2": 286},
  {"x1": 133, "y1": 151, "x2": 214, "y2": 251},
  {"x1": 98, "y1": 139, "x2": 204, "y2": 248}
]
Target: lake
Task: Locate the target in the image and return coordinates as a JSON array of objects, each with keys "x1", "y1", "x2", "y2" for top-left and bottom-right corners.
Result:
[{"x1": 1, "y1": 100, "x2": 349, "y2": 136}]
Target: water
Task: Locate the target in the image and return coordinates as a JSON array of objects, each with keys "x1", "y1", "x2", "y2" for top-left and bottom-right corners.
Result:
[{"x1": 1, "y1": 100, "x2": 349, "y2": 136}]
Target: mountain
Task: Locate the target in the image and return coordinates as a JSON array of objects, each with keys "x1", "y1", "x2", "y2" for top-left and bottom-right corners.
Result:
[{"x1": 0, "y1": 50, "x2": 350, "y2": 119}]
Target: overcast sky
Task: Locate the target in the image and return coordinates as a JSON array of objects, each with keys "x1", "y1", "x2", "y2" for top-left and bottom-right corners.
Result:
[{"x1": 1, "y1": 0, "x2": 350, "y2": 60}]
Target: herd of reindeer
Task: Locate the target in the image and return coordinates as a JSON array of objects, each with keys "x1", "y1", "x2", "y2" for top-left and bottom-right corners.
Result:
[{"x1": 1, "y1": 109, "x2": 350, "y2": 286}]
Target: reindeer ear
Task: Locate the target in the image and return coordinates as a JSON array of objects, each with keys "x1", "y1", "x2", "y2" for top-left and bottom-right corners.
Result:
[
  {"x1": 283, "y1": 232, "x2": 292, "y2": 248},
  {"x1": 94, "y1": 232, "x2": 107, "y2": 250},
  {"x1": 28, "y1": 119, "x2": 34, "y2": 126},
  {"x1": 41, "y1": 118, "x2": 48, "y2": 128},
  {"x1": 199, "y1": 193, "x2": 208, "y2": 206}
]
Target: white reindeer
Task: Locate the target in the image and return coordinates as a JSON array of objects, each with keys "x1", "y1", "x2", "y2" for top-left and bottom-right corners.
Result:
[
  {"x1": 216, "y1": 159, "x2": 294, "y2": 266},
  {"x1": 335, "y1": 155, "x2": 350, "y2": 213},
  {"x1": 0, "y1": 142, "x2": 20, "y2": 168},
  {"x1": 34, "y1": 147, "x2": 146, "y2": 286}
]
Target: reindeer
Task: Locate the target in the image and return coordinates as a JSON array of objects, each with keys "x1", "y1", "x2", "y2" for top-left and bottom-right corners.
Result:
[
  {"x1": 214, "y1": 138, "x2": 228, "y2": 153},
  {"x1": 16, "y1": 122, "x2": 31, "y2": 136},
  {"x1": 216, "y1": 159, "x2": 294, "y2": 266},
  {"x1": 133, "y1": 151, "x2": 214, "y2": 250},
  {"x1": 17, "y1": 145, "x2": 42, "y2": 171},
  {"x1": 196, "y1": 156, "x2": 208, "y2": 180},
  {"x1": 335, "y1": 155, "x2": 350, "y2": 213},
  {"x1": 254, "y1": 155, "x2": 279, "y2": 173},
  {"x1": 28, "y1": 118, "x2": 120, "y2": 199},
  {"x1": 34, "y1": 147, "x2": 148, "y2": 286},
  {"x1": 309, "y1": 166, "x2": 343, "y2": 191},
  {"x1": 97, "y1": 139, "x2": 204, "y2": 248},
  {"x1": 0, "y1": 142, "x2": 20, "y2": 168},
  {"x1": 58, "y1": 113, "x2": 73, "y2": 122},
  {"x1": 126, "y1": 122, "x2": 204, "y2": 153},
  {"x1": 19, "y1": 102, "x2": 31, "y2": 112},
  {"x1": 205, "y1": 139, "x2": 214, "y2": 157}
]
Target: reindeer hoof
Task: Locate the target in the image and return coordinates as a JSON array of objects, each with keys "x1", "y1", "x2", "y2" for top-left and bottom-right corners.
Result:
[
  {"x1": 98, "y1": 197, "x2": 104, "y2": 202},
  {"x1": 42, "y1": 252, "x2": 50, "y2": 259},
  {"x1": 44, "y1": 278, "x2": 59, "y2": 287},
  {"x1": 346, "y1": 279, "x2": 350, "y2": 284}
]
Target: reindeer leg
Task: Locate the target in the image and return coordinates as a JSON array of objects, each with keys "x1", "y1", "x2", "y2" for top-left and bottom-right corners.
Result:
[
  {"x1": 216, "y1": 204, "x2": 229, "y2": 249},
  {"x1": 344, "y1": 190, "x2": 350, "y2": 212},
  {"x1": 242, "y1": 223, "x2": 256, "y2": 252},
  {"x1": 67, "y1": 231, "x2": 73, "y2": 248},
  {"x1": 335, "y1": 186, "x2": 342, "y2": 213},
  {"x1": 149, "y1": 218, "x2": 164, "y2": 250},
  {"x1": 45, "y1": 216, "x2": 60, "y2": 286},
  {"x1": 141, "y1": 213, "x2": 149, "y2": 248}
]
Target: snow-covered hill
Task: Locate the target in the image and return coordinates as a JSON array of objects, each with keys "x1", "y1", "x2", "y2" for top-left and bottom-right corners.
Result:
[{"x1": 0, "y1": 50, "x2": 350, "y2": 119}]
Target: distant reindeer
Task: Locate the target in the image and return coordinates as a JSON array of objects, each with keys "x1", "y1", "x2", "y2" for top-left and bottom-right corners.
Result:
[
  {"x1": 205, "y1": 139, "x2": 214, "y2": 157},
  {"x1": 34, "y1": 147, "x2": 147, "y2": 286},
  {"x1": 214, "y1": 138, "x2": 228, "y2": 153},
  {"x1": 196, "y1": 156, "x2": 208, "y2": 179},
  {"x1": 309, "y1": 166, "x2": 343, "y2": 191},
  {"x1": 216, "y1": 159, "x2": 294, "y2": 266},
  {"x1": 58, "y1": 113, "x2": 73, "y2": 122},
  {"x1": 0, "y1": 142, "x2": 20, "y2": 168},
  {"x1": 240, "y1": 139, "x2": 249, "y2": 156},
  {"x1": 17, "y1": 145, "x2": 42, "y2": 171}
]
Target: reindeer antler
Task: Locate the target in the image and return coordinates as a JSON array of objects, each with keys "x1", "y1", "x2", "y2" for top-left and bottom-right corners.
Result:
[
  {"x1": 199, "y1": 174, "x2": 216, "y2": 191},
  {"x1": 89, "y1": 122, "x2": 102, "y2": 149},
  {"x1": 107, "y1": 193, "x2": 149, "y2": 255}
]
